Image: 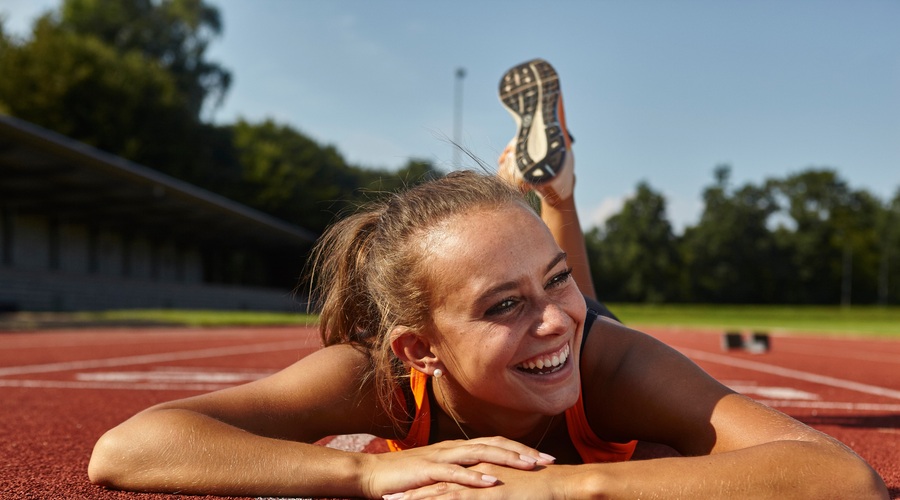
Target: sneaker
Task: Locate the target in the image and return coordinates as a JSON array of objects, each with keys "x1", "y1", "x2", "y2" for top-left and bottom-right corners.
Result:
[{"x1": 498, "y1": 58, "x2": 574, "y2": 201}]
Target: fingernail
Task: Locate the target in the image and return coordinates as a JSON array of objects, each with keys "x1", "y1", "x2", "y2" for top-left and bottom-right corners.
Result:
[
  {"x1": 482, "y1": 474, "x2": 499, "y2": 484},
  {"x1": 538, "y1": 452, "x2": 556, "y2": 462},
  {"x1": 383, "y1": 494, "x2": 404, "y2": 500},
  {"x1": 519, "y1": 454, "x2": 538, "y2": 463}
]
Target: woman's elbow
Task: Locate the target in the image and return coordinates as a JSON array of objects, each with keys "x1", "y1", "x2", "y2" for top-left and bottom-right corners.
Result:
[
  {"x1": 88, "y1": 420, "x2": 162, "y2": 490},
  {"x1": 87, "y1": 429, "x2": 131, "y2": 488},
  {"x1": 827, "y1": 447, "x2": 889, "y2": 500},
  {"x1": 851, "y1": 462, "x2": 889, "y2": 500}
]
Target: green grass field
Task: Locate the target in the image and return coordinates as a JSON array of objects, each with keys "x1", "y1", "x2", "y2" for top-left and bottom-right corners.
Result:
[
  {"x1": 0, "y1": 309, "x2": 316, "y2": 330},
  {"x1": 83, "y1": 309, "x2": 319, "y2": 327},
  {"x1": 609, "y1": 304, "x2": 900, "y2": 337},
  {"x1": 3, "y1": 305, "x2": 898, "y2": 338}
]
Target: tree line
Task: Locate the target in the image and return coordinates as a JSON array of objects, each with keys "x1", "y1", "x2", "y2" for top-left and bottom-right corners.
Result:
[
  {"x1": 0, "y1": 0, "x2": 440, "y2": 238},
  {"x1": 2, "y1": 0, "x2": 898, "y2": 305},
  {"x1": 587, "y1": 165, "x2": 900, "y2": 305}
]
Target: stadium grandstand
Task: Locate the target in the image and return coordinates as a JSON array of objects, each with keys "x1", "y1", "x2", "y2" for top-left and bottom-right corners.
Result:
[{"x1": 0, "y1": 114, "x2": 316, "y2": 312}]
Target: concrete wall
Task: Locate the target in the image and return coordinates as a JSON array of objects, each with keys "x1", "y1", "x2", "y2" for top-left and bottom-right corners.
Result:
[
  {"x1": 0, "y1": 266, "x2": 299, "y2": 311},
  {"x1": 0, "y1": 209, "x2": 299, "y2": 312}
]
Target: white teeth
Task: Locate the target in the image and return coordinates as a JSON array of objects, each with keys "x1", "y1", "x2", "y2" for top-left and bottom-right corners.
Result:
[{"x1": 518, "y1": 344, "x2": 570, "y2": 373}]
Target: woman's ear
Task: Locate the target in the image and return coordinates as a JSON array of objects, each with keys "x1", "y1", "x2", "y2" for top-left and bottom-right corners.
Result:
[{"x1": 390, "y1": 326, "x2": 438, "y2": 375}]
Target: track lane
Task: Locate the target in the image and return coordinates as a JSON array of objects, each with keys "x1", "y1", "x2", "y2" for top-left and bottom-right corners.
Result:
[{"x1": 2, "y1": 325, "x2": 898, "y2": 499}]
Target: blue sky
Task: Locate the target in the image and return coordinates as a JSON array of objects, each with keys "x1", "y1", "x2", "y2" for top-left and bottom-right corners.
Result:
[{"x1": 3, "y1": 0, "x2": 899, "y2": 233}]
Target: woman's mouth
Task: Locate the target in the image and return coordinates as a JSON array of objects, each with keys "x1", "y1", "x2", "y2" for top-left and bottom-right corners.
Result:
[{"x1": 515, "y1": 344, "x2": 570, "y2": 375}]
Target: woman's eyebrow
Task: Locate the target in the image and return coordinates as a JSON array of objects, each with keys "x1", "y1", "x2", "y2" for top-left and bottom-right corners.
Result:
[
  {"x1": 477, "y1": 252, "x2": 569, "y2": 300},
  {"x1": 546, "y1": 252, "x2": 568, "y2": 274}
]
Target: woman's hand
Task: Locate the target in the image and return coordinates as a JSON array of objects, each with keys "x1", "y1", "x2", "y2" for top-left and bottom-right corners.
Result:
[
  {"x1": 363, "y1": 437, "x2": 555, "y2": 499},
  {"x1": 378, "y1": 463, "x2": 585, "y2": 500}
]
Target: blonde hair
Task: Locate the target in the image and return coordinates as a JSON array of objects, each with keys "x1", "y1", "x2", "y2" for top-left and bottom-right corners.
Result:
[{"x1": 305, "y1": 170, "x2": 528, "y2": 424}]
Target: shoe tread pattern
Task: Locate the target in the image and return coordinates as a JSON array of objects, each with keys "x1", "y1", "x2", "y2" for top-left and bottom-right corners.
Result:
[{"x1": 498, "y1": 59, "x2": 568, "y2": 184}]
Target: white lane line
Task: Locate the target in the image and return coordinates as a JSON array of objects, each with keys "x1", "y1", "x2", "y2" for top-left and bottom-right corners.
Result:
[
  {"x1": 1, "y1": 329, "x2": 313, "y2": 350},
  {"x1": 0, "y1": 340, "x2": 313, "y2": 377},
  {"x1": 0, "y1": 378, "x2": 238, "y2": 391},
  {"x1": 771, "y1": 343, "x2": 900, "y2": 365},
  {"x1": 728, "y1": 384, "x2": 820, "y2": 401},
  {"x1": 679, "y1": 347, "x2": 900, "y2": 401},
  {"x1": 755, "y1": 400, "x2": 900, "y2": 413},
  {"x1": 75, "y1": 369, "x2": 275, "y2": 384}
]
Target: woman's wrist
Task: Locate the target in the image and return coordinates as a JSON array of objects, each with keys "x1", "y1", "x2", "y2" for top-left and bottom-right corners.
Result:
[
  {"x1": 562, "y1": 464, "x2": 615, "y2": 500},
  {"x1": 539, "y1": 187, "x2": 576, "y2": 212},
  {"x1": 350, "y1": 451, "x2": 379, "y2": 498},
  {"x1": 282, "y1": 446, "x2": 372, "y2": 498}
]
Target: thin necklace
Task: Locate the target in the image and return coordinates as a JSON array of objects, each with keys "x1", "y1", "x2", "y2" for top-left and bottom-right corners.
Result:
[{"x1": 436, "y1": 378, "x2": 556, "y2": 449}]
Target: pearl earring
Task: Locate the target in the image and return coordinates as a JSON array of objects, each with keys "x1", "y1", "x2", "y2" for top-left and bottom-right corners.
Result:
[{"x1": 433, "y1": 368, "x2": 443, "y2": 378}]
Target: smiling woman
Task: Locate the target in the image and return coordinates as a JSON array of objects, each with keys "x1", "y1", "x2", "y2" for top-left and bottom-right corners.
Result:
[{"x1": 87, "y1": 60, "x2": 888, "y2": 499}]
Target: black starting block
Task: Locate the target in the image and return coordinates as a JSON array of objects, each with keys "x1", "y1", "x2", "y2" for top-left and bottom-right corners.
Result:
[
  {"x1": 721, "y1": 331, "x2": 745, "y2": 350},
  {"x1": 747, "y1": 331, "x2": 771, "y2": 353},
  {"x1": 721, "y1": 331, "x2": 771, "y2": 354}
]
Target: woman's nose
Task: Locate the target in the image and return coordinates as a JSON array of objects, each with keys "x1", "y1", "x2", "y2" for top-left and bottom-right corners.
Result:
[{"x1": 534, "y1": 300, "x2": 570, "y2": 337}]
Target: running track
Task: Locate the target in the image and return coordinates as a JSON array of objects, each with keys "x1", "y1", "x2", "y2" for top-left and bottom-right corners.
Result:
[{"x1": 1, "y1": 325, "x2": 898, "y2": 499}]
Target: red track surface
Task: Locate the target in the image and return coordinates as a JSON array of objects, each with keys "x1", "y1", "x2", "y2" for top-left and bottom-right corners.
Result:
[{"x1": 1, "y1": 325, "x2": 898, "y2": 499}]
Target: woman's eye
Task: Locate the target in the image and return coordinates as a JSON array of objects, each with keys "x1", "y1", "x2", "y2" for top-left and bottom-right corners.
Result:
[
  {"x1": 486, "y1": 298, "x2": 517, "y2": 316},
  {"x1": 547, "y1": 268, "x2": 573, "y2": 288}
]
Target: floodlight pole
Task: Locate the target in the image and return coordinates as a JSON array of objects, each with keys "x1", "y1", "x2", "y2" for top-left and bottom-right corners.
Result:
[{"x1": 453, "y1": 67, "x2": 466, "y2": 167}]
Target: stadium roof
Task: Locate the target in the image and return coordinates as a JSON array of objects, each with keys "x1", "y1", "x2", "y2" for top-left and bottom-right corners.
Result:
[{"x1": 0, "y1": 114, "x2": 317, "y2": 248}]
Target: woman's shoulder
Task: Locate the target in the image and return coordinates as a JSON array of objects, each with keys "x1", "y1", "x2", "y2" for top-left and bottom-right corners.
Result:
[
  {"x1": 578, "y1": 312, "x2": 635, "y2": 382},
  {"x1": 577, "y1": 312, "x2": 736, "y2": 447},
  {"x1": 579, "y1": 314, "x2": 699, "y2": 396},
  {"x1": 273, "y1": 343, "x2": 377, "y2": 399},
  {"x1": 579, "y1": 298, "x2": 633, "y2": 373},
  {"x1": 301, "y1": 342, "x2": 373, "y2": 369}
]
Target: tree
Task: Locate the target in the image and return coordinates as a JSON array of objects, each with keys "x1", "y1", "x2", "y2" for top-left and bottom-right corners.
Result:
[
  {"x1": 0, "y1": 22, "x2": 11, "y2": 115},
  {"x1": 366, "y1": 159, "x2": 444, "y2": 194},
  {"x1": 876, "y1": 188, "x2": 900, "y2": 304},
  {"x1": 0, "y1": 0, "x2": 232, "y2": 181},
  {"x1": 58, "y1": 0, "x2": 230, "y2": 117},
  {"x1": 770, "y1": 169, "x2": 882, "y2": 304},
  {"x1": 2, "y1": 0, "x2": 454, "y2": 291},
  {"x1": 586, "y1": 166, "x2": 893, "y2": 305},
  {"x1": 1, "y1": 3, "x2": 441, "y2": 237},
  {"x1": 679, "y1": 165, "x2": 783, "y2": 303},
  {"x1": 229, "y1": 119, "x2": 442, "y2": 235},
  {"x1": 587, "y1": 182, "x2": 680, "y2": 303},
  {"x1": 229, "y1": 119, "x2": 362, "y2": 233},
  {"x1": 0, "y1": 16, "x2": 197, "y2": 166}
]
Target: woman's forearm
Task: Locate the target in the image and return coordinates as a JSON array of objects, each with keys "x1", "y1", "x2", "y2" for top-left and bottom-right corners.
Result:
[
  {"x1": 539, "y1": 194, "x2": 597, "y2": 301},
  {"x1": 571, "y1": 440, "x2": 887, "y2": 500},
  {"x1": 88, "y1": 407, "x2": 369, "y2": 498}
]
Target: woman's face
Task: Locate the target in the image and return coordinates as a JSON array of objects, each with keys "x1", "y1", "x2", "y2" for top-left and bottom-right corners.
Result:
[{"x1": 421, "y1": 203, "x2": 586, "y2": 419}]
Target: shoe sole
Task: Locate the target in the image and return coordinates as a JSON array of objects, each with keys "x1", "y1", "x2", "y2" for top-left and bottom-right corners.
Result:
[{"x1": 498, "y1": 59, "x2": 569, "y2": 185}]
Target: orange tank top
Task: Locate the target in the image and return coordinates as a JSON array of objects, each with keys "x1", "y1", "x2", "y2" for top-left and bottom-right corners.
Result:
[{"x1": 385, "y1": 369, "x2": 636, "y2": 463}]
